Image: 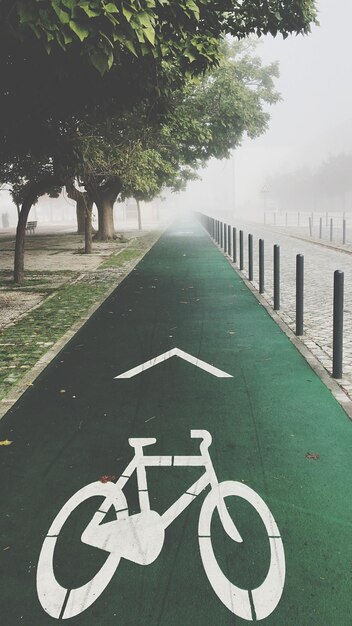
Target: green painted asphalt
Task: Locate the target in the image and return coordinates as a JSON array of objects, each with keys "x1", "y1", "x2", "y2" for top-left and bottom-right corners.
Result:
[{"x1": 1, "y1": 220, "x2": 351, "y2": 625}]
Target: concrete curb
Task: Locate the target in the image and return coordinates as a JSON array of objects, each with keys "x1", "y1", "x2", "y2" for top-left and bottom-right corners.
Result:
[{"x1": 288, "y1": 233, "x2": 352, "y2": 256}]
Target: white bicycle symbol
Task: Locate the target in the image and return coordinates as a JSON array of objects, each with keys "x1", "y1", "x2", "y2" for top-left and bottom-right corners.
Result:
[{"x1": 37, "y1": 430, "x2": 285, "y2": 621}]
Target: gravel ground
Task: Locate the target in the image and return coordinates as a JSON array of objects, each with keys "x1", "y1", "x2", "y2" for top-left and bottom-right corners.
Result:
[
  {"x1": 0, "y1": 226, "x2": 149, "y2": 331},
  {"x1": 0, "y1": 292, "x2": 44, "y2": 330}
]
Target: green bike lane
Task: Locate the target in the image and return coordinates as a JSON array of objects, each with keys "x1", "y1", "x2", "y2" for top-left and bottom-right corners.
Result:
[{"x1": 1, "y1": 220, "x2": 351, "y2": 625}]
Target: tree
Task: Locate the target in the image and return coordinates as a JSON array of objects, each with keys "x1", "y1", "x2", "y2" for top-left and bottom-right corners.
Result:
[
  {"x1": 88, "y1": 40, "x2": 281, "y2": 215},
  {"x1": 66, "y1": 182, "x2": 94, "y2": 252},
  {"x1": 1, "y1": 0, "x2": 318, "y2": 176},
  {"x1": 0, "y1": 0, "x2": 317, "y2": 282}
]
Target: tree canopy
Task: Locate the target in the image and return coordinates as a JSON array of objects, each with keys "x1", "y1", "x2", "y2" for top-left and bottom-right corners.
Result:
[
  {"x1": 78, "y1": 40, "x2": 280, "y2": 204},
  {"x1": 0, "y1": 0, "x2": 317, "y2": 281},
  {"x1": 0, "y1": 0, "x2": 317, "y2": 185},
  {"x1": 7, "y1": 1, "x2": 318, "y2": 76}
]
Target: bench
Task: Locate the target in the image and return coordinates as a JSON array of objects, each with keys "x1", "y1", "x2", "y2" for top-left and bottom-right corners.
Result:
[{"x1": 25, "y1": 220, "x2": 37, "y2": 234}]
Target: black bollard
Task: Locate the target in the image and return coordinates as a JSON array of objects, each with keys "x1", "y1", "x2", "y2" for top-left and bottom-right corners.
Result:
[
  {"x1": 259, "y1": 239, "x2": 264, "y2": 294},
  {"x1": 239, "y1": 230, "x2": 244, "y2": 270},
  {"x1": 224, "y1": 223, "x2": 227, "y2": 253},
  {"x1": 220, "y1": 222, "x2": 223, "y2": 248},
  {"x1": 273, "y1": 244, "x2": 280, "y2": 310},
  {"x1": 333, "y1": 270, "x2": 344, "y2": 378},
  {"x1": 296, "y1": 254, "x2": 304, "y2": 336},
  {"x1": 232, "y1": 227, "x2": 237, "y2": 264},
  {"x1": 248, "y1": 234, "x2": 253, "y2": 281},
  {"x1": 227, "y1": 224, "x2": 231, "y2": 257}
]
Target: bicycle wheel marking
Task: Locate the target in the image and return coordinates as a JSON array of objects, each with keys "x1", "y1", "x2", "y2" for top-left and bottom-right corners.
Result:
[
  {"x1": 198, "y1": 481, "x2": 285, "y2": 622},
  {"x1": 37, "y1": 481, "x2": 127, "y2": 620}
]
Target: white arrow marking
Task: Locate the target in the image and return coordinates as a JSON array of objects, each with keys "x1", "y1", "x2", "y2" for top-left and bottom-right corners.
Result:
[{"x1": 114, "y1": 348, "x2": 233, "y2": 379}]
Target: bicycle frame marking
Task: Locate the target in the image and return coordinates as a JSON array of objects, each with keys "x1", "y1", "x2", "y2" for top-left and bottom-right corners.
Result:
[
  {"x1": 37, "y1": 430, "x2": 285, "y2": 621},
  {"x1": 115, "y1": 452, "x2": 216, "y2": 530}
]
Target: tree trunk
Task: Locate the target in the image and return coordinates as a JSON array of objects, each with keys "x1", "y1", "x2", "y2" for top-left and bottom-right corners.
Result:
[
  {"x1": 84, "y1": 202, "x2": 93, "y2": 254},
  {"x1": 14, "y1": 175, "x2": 63, "y2": 284},
  {"x1": 136, "y1": 199, "x2": 142, "y2": 230},
  {"x1": 76, "y1": 198, "x2": 86, "y2": 234},
  {"x1": 95, "y1": 197, "x2": 116, "y2": 240},
  {"x1": 66, "y1": 183, "x2": 93, "y2": 237},
  {"x1": 14, "y1": 194, "x2": 35, "y2": 284},
  {"x1": 87, "y1": 177, "x2": 122, "y2": 241}
]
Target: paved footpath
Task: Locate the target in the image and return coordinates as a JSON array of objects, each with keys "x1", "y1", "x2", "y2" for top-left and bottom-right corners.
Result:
[
  {"x1": 231, "y1": 220, "x2": 352, "y2": 396},
  {"x1": 1, "y1": 219, "x2": 352, "y2": 625}
]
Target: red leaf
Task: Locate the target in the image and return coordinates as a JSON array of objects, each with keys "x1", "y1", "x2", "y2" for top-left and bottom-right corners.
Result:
[{"x1": 99, "y1": 475, "x2": 117, "y2": 483}]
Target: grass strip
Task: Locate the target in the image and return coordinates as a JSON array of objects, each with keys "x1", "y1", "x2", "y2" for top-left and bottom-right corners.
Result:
[
  {"x1": 100, "y1": 248, "x2": 142, "y2": 268},
  {"x1": 0, "y1": 234, "x2": 158, "y2": 400},
  {"x1": 0, "y1": 281, "x2": 117, "y2": 399}
]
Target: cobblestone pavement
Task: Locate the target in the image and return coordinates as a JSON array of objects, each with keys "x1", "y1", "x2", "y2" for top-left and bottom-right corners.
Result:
[{"x1": 219, "y1": 219, "x2": 352, "y2": 397}]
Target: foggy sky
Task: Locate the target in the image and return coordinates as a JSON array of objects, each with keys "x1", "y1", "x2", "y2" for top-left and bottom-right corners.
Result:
[{"x1": 177, "y1": 0, "x2": 352, "y2": 219}]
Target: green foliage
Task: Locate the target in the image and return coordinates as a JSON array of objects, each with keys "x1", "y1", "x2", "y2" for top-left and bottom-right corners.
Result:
[
  {"x1": 9, "y1": 0, "x2": 317, "y2": 76},
  {"x1": 0, "y1": 0, "x2": 316, "y2": 215},
  {"x1": 100, "y1": 248, "x2": 141, "y2": 268},
  {"x1": 78, "y1": 39, "x2": 281, "y2": 203}
]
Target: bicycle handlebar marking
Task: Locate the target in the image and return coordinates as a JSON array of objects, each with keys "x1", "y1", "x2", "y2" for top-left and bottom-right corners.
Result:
[{"x1": 37, "y1": 430, "x2": 285, "y2": 621}]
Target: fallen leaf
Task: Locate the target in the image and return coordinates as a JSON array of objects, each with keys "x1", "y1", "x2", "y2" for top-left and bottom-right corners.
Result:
[
  {"x1": 306, "y1": 452, "x2": 319, "y2": 460},
  {"x1": 0, "y1": 440, "x2": 13, "y2": 446},
  {"x1": 99, "y1": 475, "x2": 117, "y2": 483}
]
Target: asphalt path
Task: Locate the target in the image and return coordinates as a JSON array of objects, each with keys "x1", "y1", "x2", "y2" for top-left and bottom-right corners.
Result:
[{"x1": 1, "y1": 219, "x2": 351, "y2": 625}]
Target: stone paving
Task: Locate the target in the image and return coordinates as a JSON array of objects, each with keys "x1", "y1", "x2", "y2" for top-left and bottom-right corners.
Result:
[{"x1": 218, "y1": 218, "x2": 352, "y2": 398}]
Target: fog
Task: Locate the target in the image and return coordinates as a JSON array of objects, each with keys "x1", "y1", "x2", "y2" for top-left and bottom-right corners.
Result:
[{"x1": 173, "y1": 0, "x2": 352, "y2": 222}]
